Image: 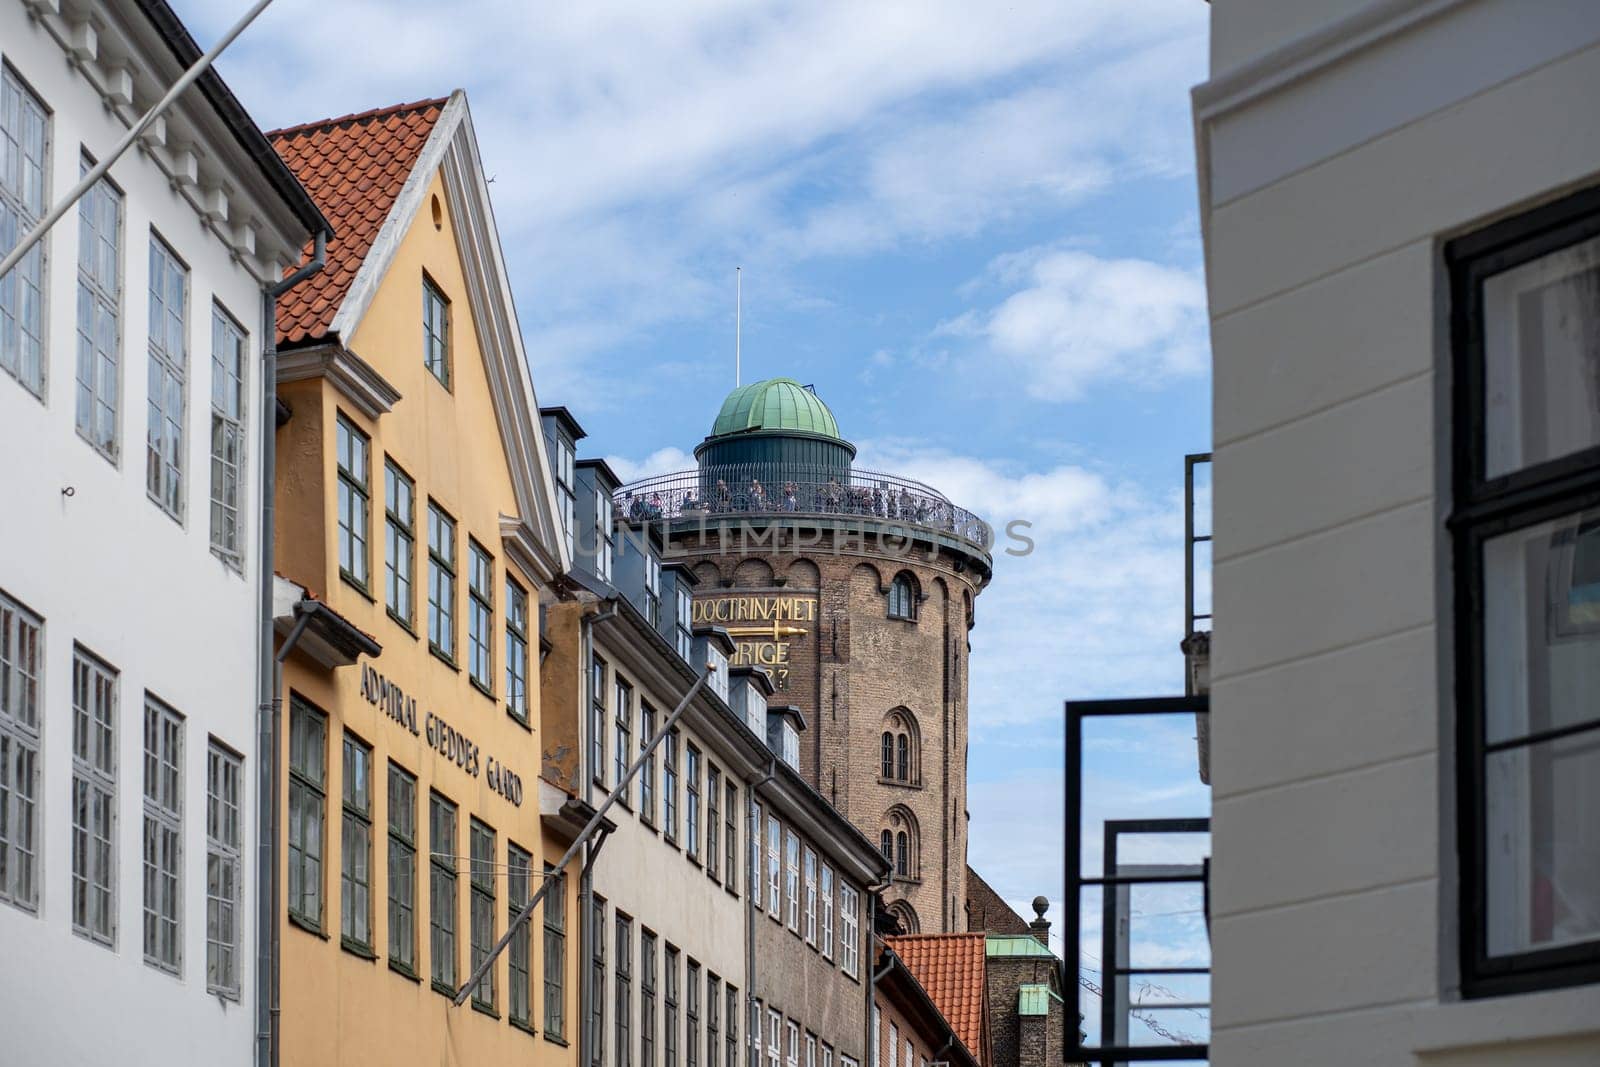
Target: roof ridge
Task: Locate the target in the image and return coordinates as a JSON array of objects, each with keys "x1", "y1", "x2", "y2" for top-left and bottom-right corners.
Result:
[{"x1": 267, "y1": 94, "x2": 452, "y2": 140}]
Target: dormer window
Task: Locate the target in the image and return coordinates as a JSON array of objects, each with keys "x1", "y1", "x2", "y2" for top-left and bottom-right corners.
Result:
[
  {"x1": 645, "y1": 554, "x2": 662, "y2": 629},
  {"x1": 594, "y1": 485, "x2": 613, "y2": 582},
  {"x1": 779, "y1": 721, "x2": 799, "y2": 770},
  {"x1": 556, "y1": 437, "x2": 576, "y2": 561},
  {"x1": 705, "y1": 643, "x2": 729, "y2": 702},
  {"x1": 887, "y1": 573, "x2": 917, "y2": 621},
  {"x1": 675, "y1": 589, "x2": 693, "y2": 662}
]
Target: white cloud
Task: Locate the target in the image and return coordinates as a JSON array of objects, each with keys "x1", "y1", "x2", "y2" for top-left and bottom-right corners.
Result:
[
  {"x1": 942, "y1": 248, "x2": 1209, "y2": 402},
  {"x1": 603, "y1": 447, "x2": 697, "y2": 485}
]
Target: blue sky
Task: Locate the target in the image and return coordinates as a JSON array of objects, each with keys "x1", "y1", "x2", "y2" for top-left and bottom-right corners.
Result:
[{"x1": 181, "y1": 0, "x2": 1213, "y2": 1039}]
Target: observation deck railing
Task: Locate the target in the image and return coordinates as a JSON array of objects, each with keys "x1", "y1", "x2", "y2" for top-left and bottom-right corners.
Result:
[{"x1": 614, "y1": 464, "x2": 993, "y2": 553}]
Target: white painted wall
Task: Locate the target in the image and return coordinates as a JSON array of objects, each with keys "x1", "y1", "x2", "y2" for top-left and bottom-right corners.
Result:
[
  {"x1": 1198, "y1": 1, "x2": 1600, "y2": 1064},
  {"x1": 0, "y1": 2, "x2": 304, "y2": 1063}
]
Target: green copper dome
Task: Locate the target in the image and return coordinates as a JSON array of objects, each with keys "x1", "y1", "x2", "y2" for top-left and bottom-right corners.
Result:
[{"x1": 710, "y1": 378, "x2": 842, "y2": 440}]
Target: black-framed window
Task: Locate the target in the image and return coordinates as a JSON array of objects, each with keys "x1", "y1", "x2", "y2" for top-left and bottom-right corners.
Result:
[{"x1": 1448, "y1": 184, "x2": 1600, "y2": 998}]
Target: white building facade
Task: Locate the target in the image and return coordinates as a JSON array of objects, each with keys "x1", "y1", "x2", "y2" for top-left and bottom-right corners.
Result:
[
  {"x1": 0, "y1": 1, "x2": 321, "y2": 1063},
  {"x1": 1196, "y1": 1, "x2": 1600, "y2": 1064}
]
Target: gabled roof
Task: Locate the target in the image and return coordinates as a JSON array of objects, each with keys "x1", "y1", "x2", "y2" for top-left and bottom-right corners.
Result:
[
  {"x1": 269, "y1": 91, "x2": 568, "y2": 582},
  {"x1": 269, "y1": 97, "x2": 449, "y2": 345},
  {"x1": 965, "y1": 866, "x2": 1031, "y2": 935},
  {"x1": 886, "y1": 933, "x2": 989, "y2": 1059}
]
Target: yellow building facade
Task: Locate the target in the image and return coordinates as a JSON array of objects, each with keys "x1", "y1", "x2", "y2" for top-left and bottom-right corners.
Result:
[{"x1": 267, "y1": 93, "x2": 577, "y2": 1066}]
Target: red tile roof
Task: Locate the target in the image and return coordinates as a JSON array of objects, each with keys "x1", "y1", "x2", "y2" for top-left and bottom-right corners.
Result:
[
  {"x1": 269, "y1": 97, "x2": 450, "y2": 345},
  {"x1": 886, "y1": 933, "x2": 988, "y2": 1059}
]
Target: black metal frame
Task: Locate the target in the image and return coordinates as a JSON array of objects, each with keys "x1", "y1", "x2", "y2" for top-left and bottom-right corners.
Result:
[
  {"x1": 1065, "y1": 696, "x2": 1210, "y2": 1063},
  {"x1": 1446, "y1": 181, "x2": 1600, "y2": 998},
  {"x1": 1184, "y1": 453, "x2": 1212, "y2": 651}
]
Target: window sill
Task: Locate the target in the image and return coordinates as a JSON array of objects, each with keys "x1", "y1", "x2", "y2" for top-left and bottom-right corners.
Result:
[
  {"x1": 432, "y1": 978, "x2": 459, "y2": 1000},
  {"x1": 472, "y1": 1001, "x2": 501, "y2": 1020},
  {"x1": 389, "y1": 959, "x2": 422, "y2": 983},
  {"x1": 430, "y1": 645, "x2": 460, "y2": 671},
  {"x1": 1411, "y1": 984, "x2": 1600, "y2": 1054},
  {"x1": 210, "y1": 547, "x2": 246, "y2": 578},
  {"x1": 341, "y1": 572, "x2": 376, "y2": 603},
  {"x1": 388, "y1": 609, "x2": 419, "y2": 639},
  {"x1": 876, "y1": 777, "x2": 923, "y2": 791},
  {"x1": 510, "y1": 1017, "x2": 538, "y2": 1037},
  {"x1": 544, "y1": 1034, "x2": 571, "y2": 1048},
  {"x1": 288, "y1": 912, "x2": 328, "y2": 940},
  {"x1": 508, "y1": 708, "x2": 533, "y2": 733},
  {"x1": 341, "y1": 937, "x2": 378, "y2": 960},
  {"x1": 470, "y1": 677, "x2": 496, "y2": 702}
]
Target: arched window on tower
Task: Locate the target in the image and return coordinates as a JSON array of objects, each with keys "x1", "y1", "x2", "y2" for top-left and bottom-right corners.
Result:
[
  {"x1": 880, "y1": 807, "x2": 920, "y2": 882},
  {"x1": 879, "y1": 709, "x2": 920, "y2": 786},
  {"x1": 887, "y1": 572, "x2": 918, "y2": 620}
]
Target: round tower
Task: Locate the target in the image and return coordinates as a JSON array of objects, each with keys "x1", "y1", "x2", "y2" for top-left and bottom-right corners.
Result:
[{"x1": 619, "y1": 378, "x2": 991, "y2": 933}]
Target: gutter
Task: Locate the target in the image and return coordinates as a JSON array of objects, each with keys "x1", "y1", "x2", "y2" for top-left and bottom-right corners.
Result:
[
  {"x1": 255, "y1": 231, "x2": 327, "y2": 1067},
  {"x1": 865, "y1": 881, "x2": 892, "y2": 1067}
]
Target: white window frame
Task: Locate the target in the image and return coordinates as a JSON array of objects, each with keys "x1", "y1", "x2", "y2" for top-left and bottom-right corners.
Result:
[
  {"x1": 766, "y1": 1009, "x2": 780, "y2": 1067},
  {"x1": 142, "y1": 696, "x2": 184, "y2": 974},
  {"x1": 0, "y1": 65, "x2": 49, "y2": 398},
  {"x1": 803, "y1": 848, "x2": 817, "y2": 945},
  {"x1": 206, "y1": 739, "x2": 243, "y2": 998},
  {"x1": 71, "y1": 646, "x2": 117, "y2": 945},
  {"x1": 766, "y1": 815, "x2": 781, "y2": 918},
  {"x1": 820, "y1": 866, "x2": 835, "y2": 960},
  {"x1": 209, "y1": 304, "x2": 248, "y2": 568},
  {"x1": 840, "y1": 883, "x2": 860, "y2": 978},
  {"x1": 784, "y1": 830, "x2": 800, "y2": 932},
  {"x1": 786, "y1": 1021, "x2": 799, "y2": 1067},
  {"x1": 146, "y1": 236, "x2": 188, "y2": 519},
  {"x1": 75, "y1": 162, "x2": 122, "y2": 458}
]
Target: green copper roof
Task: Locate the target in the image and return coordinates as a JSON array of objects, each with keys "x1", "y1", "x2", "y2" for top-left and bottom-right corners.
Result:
[
  {"x1": 710, "y1": 378, "x2": 842, "y2": 440},
  {"x1": 1017, "y1": 984, "x2": 1062, "y2": 1016},
  {"x1": 986, "y1": 935, "x2": 1056, "y2": 959}
]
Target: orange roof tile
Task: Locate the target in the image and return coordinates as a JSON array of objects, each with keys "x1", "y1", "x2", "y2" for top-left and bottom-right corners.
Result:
[
  {"x1": 269, "y1": 97, "x2": 450, "y2": 345},
  {"x1": 886, "y1": 933, "x2": 988, "y2": 1059}
]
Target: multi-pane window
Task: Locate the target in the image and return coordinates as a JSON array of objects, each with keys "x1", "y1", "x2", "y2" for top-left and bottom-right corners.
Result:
[
  {"x1": 665, "y1": 944, "x2": 680, "y2": 1067},
  {"x1": 75, "y1": 168, "x2": 122, "y2": 457},
  {"x1": 766, "y1": 1008, "x2": 780, "y2": 1067},
  {"x1": 287, "y1": 698, "x2": 326, "y2": 930},
  {"x1": 887, "y1": 1025, "x2": 898, "y2": 1067},
  {"x1": 388, "y1": 764, "x2": 417, "y2": 972},
  {"x1": 615, "y1": 676, "x2": 633, "y2": 805},
  {"x1": 645, "y1": 553, "x2": 662, "y2": 628},
  {"x1": 726, "y1": 982, "x2": 739, "y2": 1067},
  {"x1": 341, "y1": 733, "x2": 373, "y2": 950},
  {"x1": 750, "y1": 1000, "x2": 762, "y2": 1067},
  {"x1": 423, "y1": 276, "x2": 450, "y2": 387},
  {"x1": 506, "y1": 577, "x2": 530, "y2": 723},
  {"x1": 591, "y1": 896, "x2": 607, "y2": 1067},
  {"x1": 664, "y1": 728, "x2": 680, "y2": 841},
  {"x1": 785, "y1": 830, "x2": 800, "y2": 932},
  {"x1": 556, "y1": 436, "x2": 577, "y2": 561},
  {"x1": 675, "y1": 588, "x2": 693, "y2": 662},
  {"x1": 639, "y1": 700, "x2": 657, "y2": 824},
  {"x1": 642, "y1": 929, "x2": 659, "y2": 1067},
  {"x1": 687, "y1": 958, "x2": 701, "y2": 1067},
  {"x1": 205, "y1": 741, "x2": 242, "y2": 997},
  {"x1": 786, "y1": 1021, "x2": 799, "y2": 1067},
  {"x1": 591, "y1": 655, "x2": 607, "y2": 788},
  {"x1": 803, "y1": 848, "x2": 817, "y2": 945},
  {"x1": 820, "y1": 866, "x2": 835, "y2": 960},
  {"x1": 686, "y1": 745, "x2": 701, "y2": 860},
  {"x1": 823, "y1": 1043, "x2": 834, "y2": 1067},
  {"x1": 806, "y1": 1033, "x2": 815, "y2": 1067},
  {"x1": 142, "y1": 697, "x2": 184, "y2": 973},
  {"x1": 469, "y1": 819, "x2": 496, "y2": 1009},
  {"x1": 544, "y1": 863, "x2": 567, "y2": 1038},
  {"x1": 467, "y1": 541, "x2": 495, "y2": 694},
  {"x1": 427, "y1": 502, "x2": 457, "y2": 661},
  {"x1": 887, "y1": 574, "x2": 915, "y2": 620},
  {"x1": 706, "y1": 764, "x2": 721, "y2": 880},
  {"x1": 595, "y1": 486, "x2": 614, "y2": 582},
  {"x1": 872, "y1": 1008, "x2": 880, "y2": 1067},
  {"x1": 0, "y1": 68, "x2": 48, "y2": 396},
  {"x1": 508, "y1": 841, "x2": 534, "y2": 1029},
  {"x1": 146, "y1": 238, "x2": 188, "y2": 518},
  {"x1": 724, "y1": 780, "x2": 738, "y2": 894},
  {"x1": 839, "y1": 884, "x2": 860, "y2": 978},
  {"x1": 430, "y1": 792, "x2": 459, "y2": 988},
  {"x1": 616, "y1": 914, "x2": 634, "y2": 1067},
  {"x1": 708, "y1": 973, "x2": 721, "y2": 1067},
  {"x1": 336, "y1": 414, "x2": 371, "y2": 588},
  {"x1": 71, "y1": 647, "x2": 117, "y2": 944},
  {"x1": 209, "y1": 307, "x2": 247, "y2": 566},
  {"x1": 385, "y1": 461, "x2": 416, "y2": 626},
  {"x1": 1448, "y1": 191, "x2": 1600, "y2": 995},
  {"x1": 766, "y1": 815, "x2": 781, "y2": 917}
]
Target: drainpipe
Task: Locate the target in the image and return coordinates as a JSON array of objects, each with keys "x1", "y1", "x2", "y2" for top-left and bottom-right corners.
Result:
[
  {"x1": 865, "y1": 882, "x2": 892, "y2": 1067},
  {"x1": 576, "y1": 601, "x2": 618, "y2": 1067},
  {"x1": 745, "y1": 757, "x2": 777, "y2": 1064},
  {"x1": 255, "y1": 231, "x2": 326, "y2": 1067}
]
